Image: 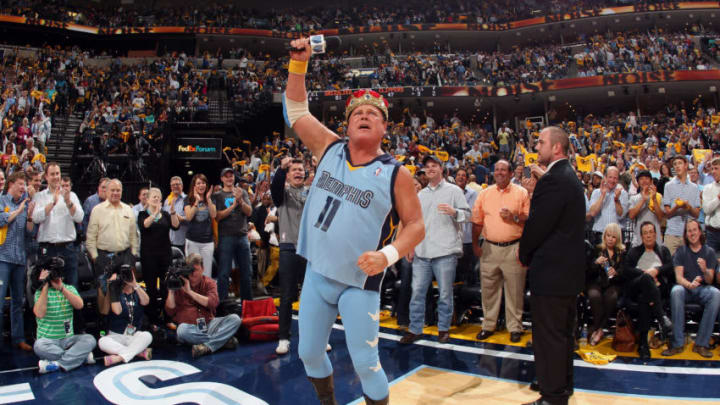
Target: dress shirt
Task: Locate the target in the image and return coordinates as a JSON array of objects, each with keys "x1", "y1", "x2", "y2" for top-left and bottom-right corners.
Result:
[
  {"x1": 32, "y1": 188, "x2": 83, "y2": 243},
  {"x1": 662, "y1": 176, "x2": 700, "y2": 237},
  {"x1": 460, "y1": 186, "x2": 478, "y2": 244},
  {"x1": 0, "y1": 194, "x2": 30, "y2": 265},
  {"x1": 85, "y1": 200, "x2": 139, "y2": 259},
  {"x1": 414, "y1": 179, "x2": 470, "y2": 259},
  {"x1": 163, "y1": 192, "x2": 187, "y2": 246},
  {"x1": 132, "y1": 203, "x2": 145, "y2": 218},
  {"x1": 472, "y1": 183, "x2": 530, "y2": 242},
  {"x1": 702, "y1": 181, "x2": 720, "y2": 229},
  {"x1": 82, "y1": 193, "x2": 102, "y2": 232},
  {"x1": 589, "y1": 186, "x2": 629, "y2": 233}
]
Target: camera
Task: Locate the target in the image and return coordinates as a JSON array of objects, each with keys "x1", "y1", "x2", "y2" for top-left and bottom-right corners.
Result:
[
  {"x1": 30, "y1": 256, "x2": 66, "y2": 290},
  {"x1": 107, "y1": 263, "x2": 135, "y2": 284},
  {"x1": 103, "y1": 255, "x2": 136, "y2": 290},
  {"x1": 165, "y1": 263, "x2": 193, "y2": 290}
]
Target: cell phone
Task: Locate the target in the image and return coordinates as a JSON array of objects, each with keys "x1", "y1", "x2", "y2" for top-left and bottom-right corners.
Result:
[{"x1": 523, "y1": 167, "x2": 531, "y2": 178}]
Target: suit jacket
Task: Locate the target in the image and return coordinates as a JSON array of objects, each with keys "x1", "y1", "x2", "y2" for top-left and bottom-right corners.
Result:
[{"x1": 520, "y1": 159, "x2": 586, "y2": 296}]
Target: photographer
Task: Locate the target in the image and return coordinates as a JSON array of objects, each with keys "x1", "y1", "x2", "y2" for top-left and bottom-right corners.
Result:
[
  {"x1": 165, "y1": 253, "x2": 241, "y2": 359},
  {"x1": 0, "y1": 172, "x2": 35, "y2": 352},
  {"x1": 98, "y1": 267, "x2": 153, "y2": 367},
  {"x1": 32, "y1": 258, "x2": 96, "y2": 374}
]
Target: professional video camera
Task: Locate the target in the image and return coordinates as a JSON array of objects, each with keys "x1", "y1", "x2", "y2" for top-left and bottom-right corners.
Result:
[
  {"x1": 30, "y1": 256, "x2": 66, "y2": 291},
  {"x1": 165, "y1": 262, "x2": 193, "y2": 290}
]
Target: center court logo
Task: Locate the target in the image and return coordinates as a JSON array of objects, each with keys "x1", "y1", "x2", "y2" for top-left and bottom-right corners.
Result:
[{"x1": 93, "y1": 360, "x2": 268, "y2": 404}]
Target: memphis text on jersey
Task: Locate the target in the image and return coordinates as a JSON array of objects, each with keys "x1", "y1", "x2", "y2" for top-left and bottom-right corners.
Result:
[{"x1": 315, "y1": 170, "x2": 374, "y2": 208}]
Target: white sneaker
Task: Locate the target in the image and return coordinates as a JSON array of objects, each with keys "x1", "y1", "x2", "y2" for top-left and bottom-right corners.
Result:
[
  {"x1": 86, "y1": 352, "x2": 96, "y2": 365},
  {"x1": 38, "y1": 360, "x2": 60, "y2": 374},
  {"x1": 276, "y1": 339, "x2": 290, "y2": 355},
  {"x1": 326, "y1": 343, "x2": 332, "y2": 352}
]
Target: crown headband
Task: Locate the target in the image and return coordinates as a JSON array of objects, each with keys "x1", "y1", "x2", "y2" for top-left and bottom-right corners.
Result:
[{"x1": 345, "y1": 89, "x2": 389, "y2": 121}]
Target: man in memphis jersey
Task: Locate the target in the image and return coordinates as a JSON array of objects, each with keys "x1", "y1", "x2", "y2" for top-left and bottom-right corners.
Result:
[{"x1": 283, "y1": 37, "x2": 425, "y2": 405}]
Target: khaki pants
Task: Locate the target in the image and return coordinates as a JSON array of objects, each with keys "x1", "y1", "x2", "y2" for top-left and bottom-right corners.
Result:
[
  {"x1": 261, "y1": 246, "x2": 280, "y2": 286},
  {"x1": 480, "y1": 241, "x2": 526, "y2": 333},
  {"x1": 664, "y1": 234, "x2": 684, "y2": 256}
]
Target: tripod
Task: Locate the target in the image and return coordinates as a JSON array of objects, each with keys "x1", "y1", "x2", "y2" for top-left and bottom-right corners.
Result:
[
  {"x1": 121, "y1": 156, "x2": 148, "y2": 183},
  {"x1": 79, "y1": 156, "x2": 107, "y2": 184}
]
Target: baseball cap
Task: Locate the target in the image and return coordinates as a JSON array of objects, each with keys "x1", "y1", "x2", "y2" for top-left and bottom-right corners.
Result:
[
  {"x1": 220, "y1": 167, "x2": 234, "y2": 177},
  {"x1": 422, "y1": 154, "x2": 442, "y2": 166},
  {"x1": 592, "y1": 171, "x2": 603, "y2": 179}
]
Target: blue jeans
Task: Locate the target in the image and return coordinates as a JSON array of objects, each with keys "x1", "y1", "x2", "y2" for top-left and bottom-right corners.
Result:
[
  {"x1": 217, "y1": 235, "x2": 252, "y2": 301},
  {"x1": 0, "y1": 261, "x2": 26, "y2": 344},
  {"x1": 34, "y1": 335, "x2": 96, "y2": 371},
  {"x1": 706, "y1": 228, "x2": 720, "y2": 254},
  {"x1": 409, "y1": 255, "x2": 457, "y2": 334},
  {"x1": 177, "y1": 314, "x2": 242, "y2": 352},
  {"x1": 670, "y1": 284, "x2": 720, "y2": 348},
  {"x1": 396, "y1": 258, "x2": 413, "y2": 327},
  {"x1": 42, "y1": 244, "x2": 78, "y2": 287}
]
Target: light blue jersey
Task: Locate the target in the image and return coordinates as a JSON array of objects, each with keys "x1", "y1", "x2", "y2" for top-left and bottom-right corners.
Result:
[{"x1": 297, "y1": 140, "x2": 400, "y2": 291}]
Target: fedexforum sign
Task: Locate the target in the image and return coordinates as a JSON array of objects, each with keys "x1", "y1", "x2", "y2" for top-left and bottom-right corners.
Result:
[{"x1": 173, "y1": 138, "x2": 223, "y2": 160}]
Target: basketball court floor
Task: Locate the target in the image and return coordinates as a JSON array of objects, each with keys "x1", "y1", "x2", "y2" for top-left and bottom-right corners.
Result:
[{"x1": 0, "y1": 309, "x2": 718, "y2": 404}]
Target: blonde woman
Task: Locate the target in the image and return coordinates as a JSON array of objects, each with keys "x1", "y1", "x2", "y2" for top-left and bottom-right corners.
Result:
[
  {"x1": 138, "y1": 187, "x2": 179, "y2": 327},
  {"x1": 587, "y1": 222, "x2": 626, "y2": 346}
]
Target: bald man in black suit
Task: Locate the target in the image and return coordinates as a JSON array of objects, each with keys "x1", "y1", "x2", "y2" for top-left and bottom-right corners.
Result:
[{"x1": 519, "y1": 126, "x2": 586, "y2": 405}]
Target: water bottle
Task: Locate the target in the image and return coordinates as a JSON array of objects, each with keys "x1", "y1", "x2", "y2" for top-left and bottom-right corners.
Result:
[
  {"x1": 579, "y1": 325, "x2": 588, "y2": 346},
  {"x1": 603, "y1": 261, "x2": 614, "y2": 279}
]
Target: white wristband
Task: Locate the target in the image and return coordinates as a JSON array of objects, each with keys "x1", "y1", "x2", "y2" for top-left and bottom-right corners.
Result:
[
  {"x1": 282, "y1": 91, "x2": 310, "y2": 128},
  {"x1": 379, "y1": 245, "x2": 400, "y2": 267}
]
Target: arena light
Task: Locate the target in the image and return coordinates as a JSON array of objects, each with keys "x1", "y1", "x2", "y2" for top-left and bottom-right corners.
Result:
[
  {"x1": 329, "y1": 105, "x2": 337, "y2": 111},
  {"x1": 710, "y1": 86, "x2": 718, "y2": 93},
  {"x1": 614, "y1": 18, "x2": 620, "y2": 23},
  {"x1": 548, "y1": 95, "x2": 556, "y2": 102},
  {"x1": 427, "y1": 101, "x2": 434, "y2": 107},
  {"x1": 607, "y1": 90, "x2": 616, "y2": 97},
  {"x1": 689, "y1": 14, "x2": 694, "y2": 19},
  {"x1": 658, "y1": 88, "x2": 666, "y2": 94}
]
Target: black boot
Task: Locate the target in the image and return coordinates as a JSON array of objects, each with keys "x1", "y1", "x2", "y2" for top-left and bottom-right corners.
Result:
[
  {"x1": 363, "y1": 393, "x2": 389, "y2": 405},
  {"x1": 308, "y1": 375, "x2": 338, "y2": 405},
  {"x1": 637, "y1": 331, "x2": 651, "y2": 362},
  {"x1": 658, "y1": 315, "x2": 673, "y2": 342}
]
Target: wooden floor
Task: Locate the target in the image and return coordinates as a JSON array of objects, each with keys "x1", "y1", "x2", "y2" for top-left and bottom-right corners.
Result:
[{"x1": 354, "y1": 366, "x2": 720, "y2": 405}]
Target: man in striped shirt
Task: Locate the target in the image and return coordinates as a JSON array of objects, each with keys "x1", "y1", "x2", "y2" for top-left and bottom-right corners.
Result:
[
  {"x1": 32, "y1": 265, "x2": 96, "y2": 374},
  {"x1": 663, "y1": 156, "x2": 701, "y2": 255}
]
